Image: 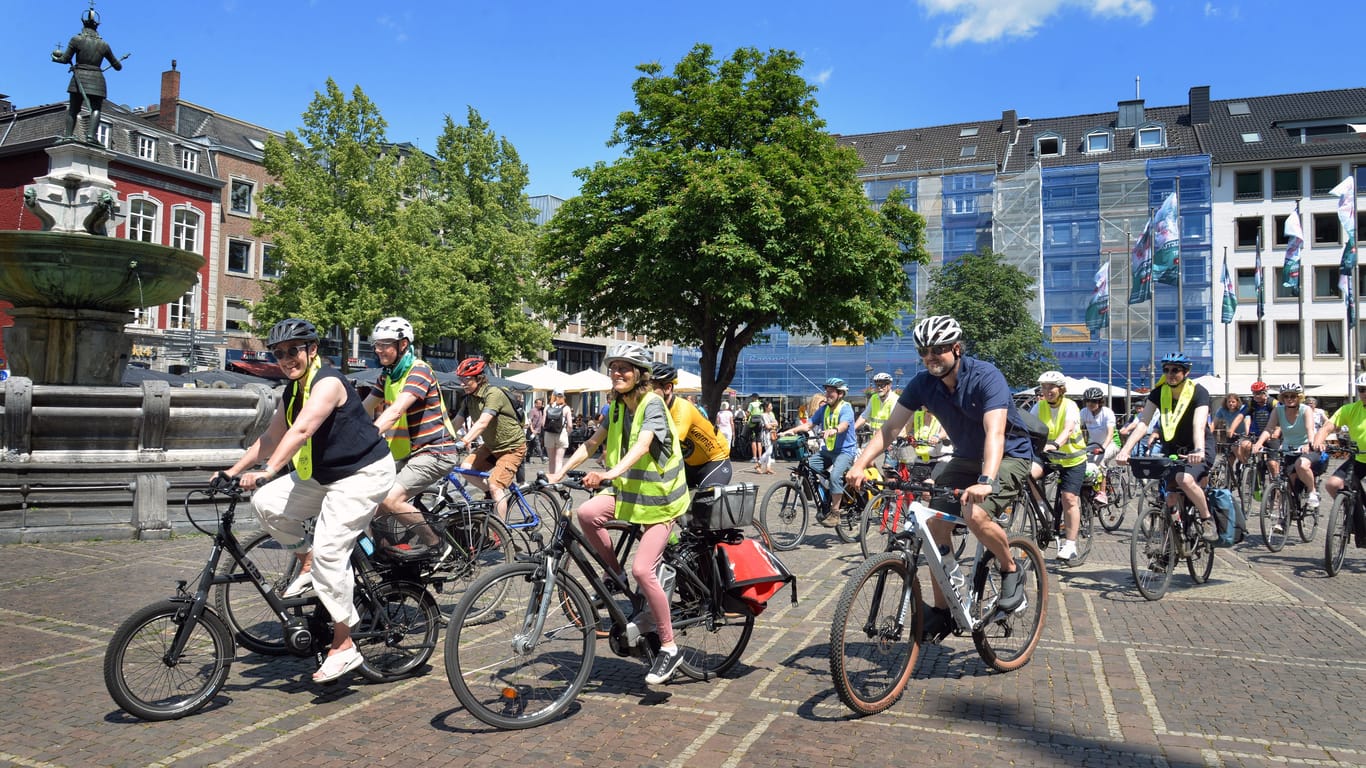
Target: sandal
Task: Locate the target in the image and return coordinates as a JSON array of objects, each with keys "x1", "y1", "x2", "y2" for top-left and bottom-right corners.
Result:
[{"x1": 312, "y1": 646, "x2": 364, "y2": 683}]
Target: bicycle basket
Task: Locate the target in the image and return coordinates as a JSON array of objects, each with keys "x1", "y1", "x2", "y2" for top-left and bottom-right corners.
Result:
[
  {"x1": 1127, "y1": 456, "x2": 1175, "y2": 480},
  {"x1": 687, "y1": 483, "x2": 757, "y2": 530}
]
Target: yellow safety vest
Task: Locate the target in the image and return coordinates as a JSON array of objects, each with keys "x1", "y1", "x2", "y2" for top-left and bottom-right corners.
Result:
[
  {"x1": 913, "y1": 410, "x2": 938, "y2": 462},
  {"x1": 1158, "y1": 382, "x2": 1197, "y2": 443},
  {"x1": 867, "y1": 392, "x2": 894, "y2": 432},
  {"x1": 603, "y1": 392, "x2": 690, "y2": 524},
  {"x1": 381, "y1": 359, "x2": 457, "y2": 461},
  {"x1": 284, "y1": 355, "x2": 322, "y2": 480},
  {"x1": 1038, "y1": 398, "x2": 1087, "y2": 468}
]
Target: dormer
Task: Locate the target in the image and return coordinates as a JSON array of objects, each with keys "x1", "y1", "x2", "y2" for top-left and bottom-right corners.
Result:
[
  {"x1": 1034, "y1": 131, "x2": 1063, "y2": 158},
  {"x1": 1135, "y1": 121, "x2": 1167, "y2": 150},
  {"x1": 1083, "y1": 127, "x2": 1113, "y2": 155}
]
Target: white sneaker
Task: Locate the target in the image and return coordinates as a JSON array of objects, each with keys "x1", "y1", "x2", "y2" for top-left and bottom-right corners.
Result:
[
  {"x1": 1307, "y1": 492, "x2": 1321, "y2": 510},
  {"x1": 1057, "y1": 540, "x2": 1078, "y2": 561}
]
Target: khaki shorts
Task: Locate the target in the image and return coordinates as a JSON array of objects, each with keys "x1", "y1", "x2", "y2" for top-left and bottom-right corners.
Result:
[
  {"x1": 929, "y1": 456, "x2": 1031, "y2": 519},
  {"x1": 395, "y1": 450, "x2": 458, "y2": 494},
  {"x1": 470, "y1": 442, "x2": 527, "y2": 489}
]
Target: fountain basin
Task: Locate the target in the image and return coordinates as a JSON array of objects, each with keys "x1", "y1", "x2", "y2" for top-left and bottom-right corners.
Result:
[{"x1": 0, "y1": 230, "x2": 202, "y2": 311}]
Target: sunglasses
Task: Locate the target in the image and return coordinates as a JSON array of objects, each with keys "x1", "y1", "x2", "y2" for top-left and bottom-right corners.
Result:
[
  {"x1": 269, "y1": 343, "x2": 309, "y2": 361},
  {"x1": 916, "y1": 343, "x2": 954, "y2": 358},
  {"x1": 372, "y1": 340, "x2": 398, "y2": 351},
  {"x1": 1162, "y1": 366, "x2": 1187, "y2": 374}
]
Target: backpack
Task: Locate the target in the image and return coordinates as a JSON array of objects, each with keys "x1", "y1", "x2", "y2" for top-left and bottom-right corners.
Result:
[
  {"x1": 714, "y1": 538, "x2": 796, "y2": 616},
  {"x1": 1207, "y1": 487, "x2": 1245, "y2": 547},
  {"x1": 544, "y1": 404, "x2": 565, "y2": 433},
  {"x1": 490, "y1": 386, "x2": 524, "y2": 425},
  {"x1": 1015, "y1": 410, "x2": 1050, "y2": 458}
]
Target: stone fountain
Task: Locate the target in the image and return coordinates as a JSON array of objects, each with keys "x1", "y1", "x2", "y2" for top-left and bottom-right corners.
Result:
[{"x1": 0, "y1": 140, "x2": 273, "y2": 543}]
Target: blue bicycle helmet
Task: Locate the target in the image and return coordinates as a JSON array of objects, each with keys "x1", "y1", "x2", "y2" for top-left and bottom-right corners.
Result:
[
  {"x1": 823, "y1": 377, "x2": 848, "y2": 392},
  {"x1": 1160, "y1": 352, "x2": 1191, "y2": 371}
]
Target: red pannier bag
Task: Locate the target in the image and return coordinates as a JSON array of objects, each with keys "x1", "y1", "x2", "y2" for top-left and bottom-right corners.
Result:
[{"x1": 715, "y1": 538, "x2": 796, "y2": 616}]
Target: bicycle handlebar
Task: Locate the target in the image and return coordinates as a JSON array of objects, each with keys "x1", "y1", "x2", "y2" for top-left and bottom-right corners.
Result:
[{"x1": 866, "y1": 477, "x2": 958, "y2": 500}]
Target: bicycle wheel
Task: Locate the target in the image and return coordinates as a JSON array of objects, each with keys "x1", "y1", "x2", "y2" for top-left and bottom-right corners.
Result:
[
  {"x1": 1262, "y1": 484, "x2": 1289, "y2": 552},
  {"x1": 673, "y1": 557, "x2": 755, "y2": 681},
  {"x1": 858, "y1": 494, "x2": 893, "y2": 559},
  {"x1": 104, "y1": 600, "x2": 233, "y2": 721},
  {"x1": 1068, "y1": 497, "x2": 1095, "y2": 566},
  {"x1": 1099, "y1": 469, "x2": 1128, "y2": 532},
  {"x1": 1131, "y1": 507, "x2": 1176, "y2": 601},
  {"x1": 214, "y1": 529, "x2": 300, "y2": 655},
  {"x1": 1235, "y1": 463, "x2": 1254, "y2": 522},
  {"x1": 1186, "y1": 533, "x2": 1214, "y2": 584},
  {"x1": 353, "y1": 580, "x2": 440, "y2": 683},
  {"x1": 746, "y1": 518, "x2": 774, "y2": 550},
  {"x1": 1325, "y1": 493, "x2": 1352, "y2": 576},
  {"x1": 1298, "y1": 494, "x2": 1320, "y2": 543},
  {"x1": 760, "y1": 481, "x2": 809, "y2": 551},
  {"x1": 834, "y1": 493, "x2": 865, "y2": 544},
  {"x1": 1208, "y1": 456, "x2": 1229, "y2": 491},
  {"x1": 429, "y1": 513, "x2": 516, "y2": 626},
  {"x1": 827, "y1": 552, "x2": 921, "y2": 716},
  {"x1": 1010, "y1": 492, "x2": 1040, "y2": 544},
  {"x1": 971, "y1": 536, "x2": 1046, "y2": 671},
  {"x1": 445, "y1": 563, "x2": 595, "y2": 730},
  {"x1": 519, "y1": 488, "x2": 565, "y2": 551}
]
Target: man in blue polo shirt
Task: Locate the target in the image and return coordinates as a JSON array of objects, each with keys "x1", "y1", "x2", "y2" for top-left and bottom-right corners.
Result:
[{"x1": 846, "y1": 315, "x2": 1029, "y2": 641}]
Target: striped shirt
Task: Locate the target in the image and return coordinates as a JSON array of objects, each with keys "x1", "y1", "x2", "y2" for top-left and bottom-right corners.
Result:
[{"x1": 375, "y1": 360, "x2": 457, "y2": 455}]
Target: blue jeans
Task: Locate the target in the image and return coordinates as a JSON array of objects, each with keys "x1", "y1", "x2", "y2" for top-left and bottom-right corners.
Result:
[{"x1": 808, "y1": 448, "x2": 857, "y2": 501}]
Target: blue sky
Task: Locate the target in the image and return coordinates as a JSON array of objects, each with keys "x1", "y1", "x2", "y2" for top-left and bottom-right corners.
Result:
[{"x1": 5, "y1": 1, "x2": 1363, "y2": 198}]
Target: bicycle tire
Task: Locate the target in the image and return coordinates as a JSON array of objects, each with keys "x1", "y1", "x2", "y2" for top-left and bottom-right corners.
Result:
[
  {"x1": 1186, "y1": 533, "x2": 1214, "y2": 584},
  {"x1": 1010, "y1": 490, "x2": 1041, "y2": 544},
  {"x1": 213, "y1": 529, "x2": 300, "y2": 655},
  {"x1": 445, "y1": 562, "x2": 596, "y2": 729},
  {"x1": 1298, "y1": 495, "x2": 1320, "y2": 543},
  {"x1": 1235, "y1": 463, "x2": 1254, "y2": 522},
  {"x1": 518, "y1": 488, "x2": 565, "y2": 551},
  {"x1": 353, "y1": 580, "x2": 440, "y2": 683},
  {"x1": 827, "y1": 552, "x2": 921, "y2": 716},
  {"x1": 746, "y1": 518, "x2": 774, "y2": 550},
  {"x1": 760, "y1": 481, "x2": 809, "y2": 551},
  {"x1": 104, "y1": 600, "x2": 233, "y2": 721},
  {"x1": 429, "y1": 513, "x2": 516, "y2": 626},
  {"x1": 859, "y1": 494, "x2": 894, "y2": 559},
  {"x1": 1325, "y1": 493, "x2": 1352, "y2": 576},
  {"x1": 1068, "y1": 496, "x2": 1095, "y2": 566},
  {"x1": 1131, "y1": 507, "x2": 1175, "y2": 601},
  {"x1": 834, "y1": 495, "x2": 864, "y2": 544},
  {"x1": 673, "y1": 551, "x2": 755, "y2": 680},
  {"x1": 1262, "y1": 484, "x2": 1289, "y2": 552},
  {"x1": 971, "y1": 535, "x2": 1047, "y2": 671},
  {"x1": 1099, "y1": 469, "x2": 1128, "y2": 532}
]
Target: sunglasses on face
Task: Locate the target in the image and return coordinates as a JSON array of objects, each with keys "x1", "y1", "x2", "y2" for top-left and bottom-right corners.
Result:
[
  {"x1": 1162, "y1": 366, "x2": 1186, "y2": 374},
  {"x1": 270, "y1": 344, "x2": 308, "y2": 361},
  {"x1": 372, "y1": 341, "x2": 397, "y2": 351},
  {"x1": 916, "y1": 343, "x2": 954, "y2": 358}
]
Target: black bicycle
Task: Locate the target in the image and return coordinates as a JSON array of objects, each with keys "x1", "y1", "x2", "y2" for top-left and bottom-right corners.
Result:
[
  {"x1": 1258, "y1": 447, "x2": 1321, "y2": 552},
  {"x1": 1325, "y1": 439, "x2": 1362, "y2": 576},
  {"x1": 760, "y1": 456, "x2": 877, "y2": 550},
  {"x1": 1007, "y1": 452, "x2": 1095, "y2": 566},
  {"x1": 104, "y1": 477, "x2": 440, "y2": 721},
  {"x1": 1127, "y1": 456, "x2": 1216, "y2": 601}
]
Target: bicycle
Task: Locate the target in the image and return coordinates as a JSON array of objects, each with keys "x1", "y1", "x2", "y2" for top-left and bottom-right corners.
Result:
[
  {"x1": 759, "y1": 455, "x2": 877, "y2": 550},
  {"x1": 1097, "y1": 462, "x2": 1137, "y2": 532},
  {"x1": 104, "y1": 477, "x2": 440, "y2": 721},
  {"x1": 1259, "y1": 448, "x2": 1321, "y2": 552},
  {"x1": 828, "y1": 478, "x2": 1047, "y2": 716},
  {"x1": 1007, "y1": 451, "x2": 1095, "y2": 566},
  {"x1": 857, "y1": 440, "x2": 965, "y2": 560},
  {"x1": 444, "y1": 475, "x2": 786, "y2": 729},
  {"x1": 417, "y1": 466, "x2": 564, "y2": 552},
  {"x1": 1126, "y1": 456, "x2": 1217, "y2": 601},
  {"x1": 1325, "y1": 439, "x2": 1362, "y2": 576}
]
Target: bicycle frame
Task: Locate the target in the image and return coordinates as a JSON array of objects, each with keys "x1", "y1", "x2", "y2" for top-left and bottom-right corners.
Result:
[
  {"x1": 879, "y1": 492, "x2": 996, "y2": 634},
  {"x1": 444, "y1": 467, "x2": 544, "y2": 533}
]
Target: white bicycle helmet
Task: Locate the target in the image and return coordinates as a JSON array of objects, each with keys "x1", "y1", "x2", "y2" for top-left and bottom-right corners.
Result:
[
  {"x1": 372, "y1": 316, "x2": 414, "y2": 343},
  {"x1": 1279, "y1": 381, "x2": 1302, "y2": 394},
  {"x1": 604, "y1": 341, "x2": 652, "y2": 371},
  {"x1": 913, "y1": 315, "x2": 962, "y2": 348},
  {"x1": 1037, "y1": 370, "x2": 1066, "y2": 387},
  {"x1": 1356, "y1": 373, "x2": 1366, "y2": 388},
  {"x1": 872, "y1": 371, "x2": 893, "y2": 385}
]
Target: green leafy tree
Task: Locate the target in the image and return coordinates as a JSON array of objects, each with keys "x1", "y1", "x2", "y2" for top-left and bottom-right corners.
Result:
[
  {"x1": 922, "y1": 248, "x2": 1055, "y2": 387},
  {"x1": 536, "y1": 44, "x2": 927, "y2": 415}
]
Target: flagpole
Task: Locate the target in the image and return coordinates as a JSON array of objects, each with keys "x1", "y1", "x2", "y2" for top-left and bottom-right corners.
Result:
[
  {"x1": 1223, "y1": 246, "x2": 1230, "y2": 398},
  {"x1": 1256, "y1": 225, "x2": 1263, "y2": 387},
  {"x1": 1176, "y1": 178, "x2": 1184, "y2": 354},
  {"x1": 1108, "y1": 249, "x2": 1114, "y2": 402},
  {"x1": 1125, "y1": 232, "x2": 1133, "y2": 416},
  {"x1": 1296, "y1": 200, "x2": 1305, "y2": 390},
  {"x1": 1350, "y1": 165, "x2": 1359, "y2": 391}
]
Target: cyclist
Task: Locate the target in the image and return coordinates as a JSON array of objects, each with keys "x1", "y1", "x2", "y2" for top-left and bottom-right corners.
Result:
[
  {"x1": 219, "y1": 318, "x2": 395, "y2": 683},
  {"x1": 453, "y1": 356, "x2": 527, "y2": 522},
  {"x1": 1250, "y1": 382, "x2": 1323, "y2": 524},
  {"x1": 1116, "y1": 352, "x2": 1219, "y2": 543},
  {"x1": 856, "y1": 371, "x2": 898, "y2": 464},
  {"x1": 363, "y1": 316, "x2": 459, "y2": 555},
  {"x1": 847, "y1": 315, "x2": 1028, "y2": 640},
  {"x1": 1231, "y1": 381, "x2": 1277, "y2": 465},
  {"x1": 547, "y1": 342, "x2": 691, "y2": 685},
  {"x1": 1080, "y1": 387, "x2": 1118, "y2": 503},
  {"x1": 1031, "y1": 371, "x2": 1088, "y2": 562},
  {"x1": 1212, "y1": 392, "x2": 1247, "y2": 444},
  {"x1": 1312, "y1": 373, "x2": 1366, "y2": 504},
  {"x1": 650, "y1": 362, "x2": 733, "y2": 489},
  {"x1": 746, "y1": 393, "x2": 765, "y2": 473},
  {"x1": 779, "y1": 377, "x2": 860, "y2": 527}
]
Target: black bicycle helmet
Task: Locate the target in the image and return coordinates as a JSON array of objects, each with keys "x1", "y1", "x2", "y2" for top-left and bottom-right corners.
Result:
[
  {"x1": 650, "y1": 362, "x2": 678, "y2": 384},
  {"x1": 1082, "y1": 387, "x2": 1104, "y2": 401},
  {"x1": 266, "y1": 318, "x2": 319, "y2": 347}
]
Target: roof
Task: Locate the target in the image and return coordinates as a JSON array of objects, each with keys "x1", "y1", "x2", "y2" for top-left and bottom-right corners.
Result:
[
  {"x1": 836, "y1": 117, "x2": 1011, "y2": 178},
  {"x1": 1002, "y1": 103, "x2": 1202, "y2": 174},
  {"x1": 1194, "y1": 87, "x2": 1366, "y2": 164},
  {"x1": 142, "y1": 101, "x2": 281, "y2": 161}
]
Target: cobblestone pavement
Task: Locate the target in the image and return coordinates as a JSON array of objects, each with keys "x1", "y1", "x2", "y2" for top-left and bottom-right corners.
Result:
[{"x1": 3, "y1": 461, "x2": 1366, "y2": 767}]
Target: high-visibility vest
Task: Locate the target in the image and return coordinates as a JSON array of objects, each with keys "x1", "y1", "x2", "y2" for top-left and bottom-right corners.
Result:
[{"x1": 603, "y1": 392, "x2": 691, "y2": 524}]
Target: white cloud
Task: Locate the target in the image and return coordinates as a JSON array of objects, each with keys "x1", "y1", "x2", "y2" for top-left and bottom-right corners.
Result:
[
  {"x1": 919, "y1": 0, "x2": 1155, "y2": 46},
  {"x1": 814, "y1": 67, "x2": 834, "y2": 86},
  {"x1": 376, "y1": 15, "x2": 410, "y2": 44}
]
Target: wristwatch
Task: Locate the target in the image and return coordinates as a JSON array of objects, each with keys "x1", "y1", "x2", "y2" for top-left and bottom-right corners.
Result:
[{"x1": 976, "y1": 474, "x2": 1001, "y2": 492}]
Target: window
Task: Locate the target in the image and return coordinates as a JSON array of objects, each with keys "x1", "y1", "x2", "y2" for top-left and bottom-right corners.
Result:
[
  {"x1": 224, "y1": 299, "x2": 252, "y2": 333},
  {"x1": 1234, "y1": 171, "x2": 1262, "y2": 200},
  {"x1": 167, "y1": 288, "x2": 196, "y2": 331},
  {"x1": 1228, "y1": 102, "x2": 1251, "y2": 116},
  {"x1": 1236, "y1": 322, "x2": 1260, "y2": 356},
  {"x1": 1241, "y1": 132, "x2": 1262, "y2": 143},
  {"x1": 1085, "y1": 131, "x2": 1111, "y2": 153},
  {"x1": 959, "y1": 126, "x2": 979, "y2": 138},
  {"x1": 949, "y1": 175, "x2": 977, "y2": 192},
  {"x1": 1312, "y1": 166, "x2": 1340, "y2": 196},
  {"x1": 1316, "y1": 320, "x2": 1344, "y2": 356},
  {"x1": 1036, "y1": 135, "x2": 1062, "y2": 157},
  {"x1": 1313, "y1": 265, "x2": 1343, "y2": 300},
  {"x1": 230, "y1": 179, "x2": 254, "y2": 215},
  {"x1": 181, "y1": 148, "x2": 199, "y2": 173},
  {"x1": 1236, "y1": 268, "x2": 1257, "y2": 301},
  {"x1": 226, "y1": 239, "x2": 252, "y2": 275},
  {"x1": 126, "y1": 198, "x2": 158, "y2": 243},
  {"x1": 171, "y1": 208, "x2": 200, "y2": 253},
  {"x1": 959, "y1": 145, "x2": 977, "y2": 159},
  {"x1": 261, "y1": 244, "x2": 282, "y2": 279},
  {"x1": 1272, "y1": 168, "x2": 1301, "y2": 199},
  {"x1": 1275, "y1": 321, "x2": 1300, "y2": 356},
  {"x1": 95, "y1": 122, "x2": 111, "y2": 148},
  {"x1": 951, "y1": 196, "x2": 977, "y2": 215},
  {"x1": 881, "y1": 153, "x2": 900, "y2": 165},
  {"x1": 1137, "y1": 126, "x2": 1164, "y2": 149},
  {"x1": 1313, "y1": 212, "x2": 1341, "y2": 245},
  {"x1": 136, "y1": 135, "x2": 156, "y2": 161},
  {"x1": 130, "y1": 307, "x2": 156, "y2": 328},
  {"x1": 1235, "y1": 217, "x2": 1262, "y2": 248},
  {"x1": 1273, "y1": 215, "x2": 1290, "y2": 247}
]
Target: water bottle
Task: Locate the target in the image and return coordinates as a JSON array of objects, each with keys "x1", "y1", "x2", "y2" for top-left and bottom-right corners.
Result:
[
  {"x1": 358, "y1": 533, "x2": 375, "y2": 556},
  {"x1": 939, "y1": 543, "x2": 966, "y2": 601}
]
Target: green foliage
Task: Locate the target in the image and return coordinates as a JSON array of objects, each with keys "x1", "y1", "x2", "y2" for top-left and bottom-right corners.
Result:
[
  {"x1": 535, "y1": 44, "x2": 927, "y2": 414},
  {"x1": 922, "y1": 248, "x2": 1055, "y2": 387},
  {"x1": 253, "y1": 81, "x2": 550, "y2": 364}
]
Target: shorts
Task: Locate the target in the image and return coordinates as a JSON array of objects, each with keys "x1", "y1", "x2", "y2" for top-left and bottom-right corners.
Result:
[
  {"x1": 395, "y1": 450, "x2": 459, "y2": 494},
  {"x1": 1332, "y1": 459, "x2": 1366, "y2": 485},
  {"x1": 686, "y1": 459, "x2": 733, "y2": 490},
  {"x1": 470, "y1": 442, "x2": 527, "y2": 489},
  {"x1": 929, "y1": 456, "x2": 1031, "y2": 519},
  {"x1": 1049, "y1": 461, "x2": 1087, "y2": 495},
  {"x1": 1160, "y1": 447, "x2": 1214, "y2": 490}
]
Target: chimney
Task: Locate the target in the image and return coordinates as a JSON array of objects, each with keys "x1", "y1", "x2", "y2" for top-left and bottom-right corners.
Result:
[
  {"x1": 1117, "y1": 99, "x2": 1145, "y2": 129},
  {"x1": 1189, "y1": 85, "x2": 1211, "y2": 125},
  {"x1": 158, "y1": 60, "x2": 180, "y2": 132},
  {"x1": 0, "y1": 94, "x2": 12, "y2": 115},
  {"x1": 1001, "y1": 109, "x2": 1017, "y2": 134}
]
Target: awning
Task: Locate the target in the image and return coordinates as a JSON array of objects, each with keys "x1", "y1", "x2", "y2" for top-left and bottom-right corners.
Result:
[{"x1": 227, "y1": 360, "x2": 286, "y2": 380}]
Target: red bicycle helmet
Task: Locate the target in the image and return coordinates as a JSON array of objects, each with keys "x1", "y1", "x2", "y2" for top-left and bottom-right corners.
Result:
[
  {"x1": 1250, "y1": 380, "x2": 1268, "y2": 393},
  {"x1": 455, "y1": 357, "x2": 486, "y2": 378}
]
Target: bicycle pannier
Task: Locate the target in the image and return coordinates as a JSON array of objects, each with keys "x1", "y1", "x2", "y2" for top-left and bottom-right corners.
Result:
[
  {"x1": 1206, "y1": 487, "x2": 1244, "y2": 547},
  {"x1": 1015, "y1": 410, "x2": 1050, "y2": 458},
  {"x1": 715, "y1": 538, "x2": 796, "y2": 616}
]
